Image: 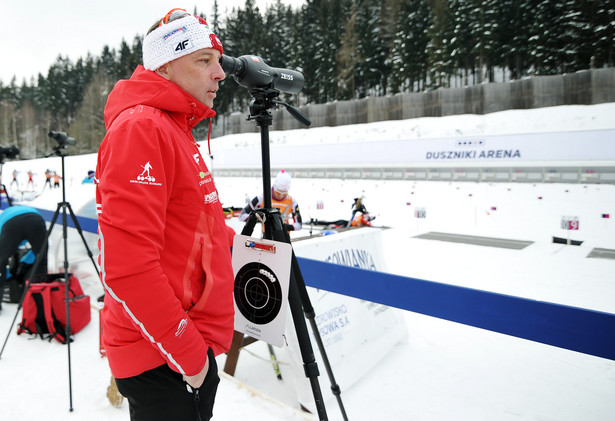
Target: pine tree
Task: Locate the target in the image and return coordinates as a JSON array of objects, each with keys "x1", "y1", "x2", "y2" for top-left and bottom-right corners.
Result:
[
  {"x1": 313, "y1": 0, "x2": 346, "y2": 102},
  {"x1": 585, "y1": 0, "x2": 615, "y2": 68},
  {"x1": 466, "y1": 0, "x2": 500, "y2": 83},
  {"x1": 352, "y1": 0, "x2": 390, "y2": 97},
  {"x1": 390, "y1": 0, "x2": 431, "y2": 92},
  {"x1": 117, "y1": 40, "x2": 135, "y2": 80},
  {"x1": 336, "y1": 2, "x2": 360, "y2": 99},
  {"x1": 427, "y1": 0, "x2": 455, "y2": 89},
  {"x1": 98, "y1": 46, "x2": 118, "y2": 80},
  {"x1": 528, "y1": 0, "x2": 568, "y2": 75},
  {"x1": 295, "y1": 0, "x2": 322, "y2": 102},
  {"x1": 67, "y1": 71, "x2": 112, "y2": 154}
]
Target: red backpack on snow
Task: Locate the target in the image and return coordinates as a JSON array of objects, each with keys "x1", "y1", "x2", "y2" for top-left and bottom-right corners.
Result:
[{"x1": 17, "y1": 273, "x2": 91, "y2": 344}]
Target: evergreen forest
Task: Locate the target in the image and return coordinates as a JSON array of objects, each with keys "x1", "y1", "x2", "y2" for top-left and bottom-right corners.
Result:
[{"x1": 0, "y1": 0, "x2": 613, "y2": 158}]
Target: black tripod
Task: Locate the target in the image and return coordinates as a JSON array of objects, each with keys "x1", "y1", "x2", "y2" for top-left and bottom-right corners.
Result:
[
  {"x1": 240, "y1": 88, "x2": 348, "y2": 421},
  {"x1": 0, "y1": 138, "x2": 100, "y2": 412},
  {"x1": 0, "y1": 160, "x2": 14, "y2": 207}
]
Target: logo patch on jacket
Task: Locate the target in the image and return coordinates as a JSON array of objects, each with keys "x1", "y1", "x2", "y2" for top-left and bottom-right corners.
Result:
[
  {"x1": 175, "y1": 319, "x2": 188, "y2": 337},
  {"x1": 204, "y1": 191, "x2": 218, "y2": 204},
  {"x1": 130, "y1": 161, "x2": 162, "y2": 186},
  {"x1": 199, "y1": 171, "x2": 212, "y2": 187}
]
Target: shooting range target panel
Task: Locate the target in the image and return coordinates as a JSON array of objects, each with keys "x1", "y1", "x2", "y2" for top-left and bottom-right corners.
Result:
[
  {"x1": 232, "y1": 235, "x2": 292, "y2": 347},
  {"x1": 234, "y1": 262, "x2": 283, "y2": 325}
]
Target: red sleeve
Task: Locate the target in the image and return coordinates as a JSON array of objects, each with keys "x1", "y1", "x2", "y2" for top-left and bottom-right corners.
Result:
[{"x1": 97, "y1": 114, "x2": 208, "y2": 376}]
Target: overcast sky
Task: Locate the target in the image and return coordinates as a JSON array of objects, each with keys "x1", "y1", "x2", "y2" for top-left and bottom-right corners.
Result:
[{"x1": 0, "y1": 0, "x2": 304, "y2": 85}]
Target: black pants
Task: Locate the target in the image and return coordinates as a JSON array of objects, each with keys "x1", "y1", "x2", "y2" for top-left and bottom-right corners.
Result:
[
  {"x1": 0, "y1": 213, "x2": 48, "y2": 295},
  {"x1": 115, "y1": 348, "x2": 220, "y2": 421}
]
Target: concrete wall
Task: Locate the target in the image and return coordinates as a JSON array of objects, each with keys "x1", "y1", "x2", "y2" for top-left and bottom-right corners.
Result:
[{"x1": 212, "y1": 68, "x2": 615, "y2": 138}]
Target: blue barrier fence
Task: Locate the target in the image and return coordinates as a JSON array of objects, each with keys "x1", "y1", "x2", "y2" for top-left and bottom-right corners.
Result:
[
  {"x1": 31, "y1": 208, "x2": 615, "y2": 361},
  {"x1": 296, "y1": 257, "x2": 615, "y2": 361}
]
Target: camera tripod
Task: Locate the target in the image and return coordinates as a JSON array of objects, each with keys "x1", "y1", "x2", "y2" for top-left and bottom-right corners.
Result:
[
  {"x1": 0, "y1": 160, "x2": 14, "y2": 207},
  {"x1": 0, "y1": 140, "x2": 100, "y2": 412},
  {"x1": 230, "y1": 88, "x2": 348, "y2": 421}
]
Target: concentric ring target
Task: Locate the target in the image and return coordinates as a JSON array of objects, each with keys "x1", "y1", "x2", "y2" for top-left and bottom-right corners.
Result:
[{"x1": 234, "y1": 262, "x2": 283, "y2": 325}]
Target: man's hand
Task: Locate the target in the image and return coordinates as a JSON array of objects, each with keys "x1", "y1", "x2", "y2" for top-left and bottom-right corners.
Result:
[{"x1": 183, "y1": 356, "x2": 210, "y2": 389}]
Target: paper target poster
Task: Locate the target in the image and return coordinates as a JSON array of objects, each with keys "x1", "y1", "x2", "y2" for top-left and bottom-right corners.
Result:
[{"x1": 232, "y1": 235, "x2": 292, "y2": 347}]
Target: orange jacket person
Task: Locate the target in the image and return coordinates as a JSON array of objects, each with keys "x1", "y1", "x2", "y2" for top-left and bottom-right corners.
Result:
[{"x1": 239, "y1": 169, "x2": 303, "y2": 231}]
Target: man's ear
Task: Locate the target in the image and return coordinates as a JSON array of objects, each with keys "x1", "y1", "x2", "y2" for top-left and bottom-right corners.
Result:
[{"x1": 155, "y1": 63, "x2": 171, "y2": 80}]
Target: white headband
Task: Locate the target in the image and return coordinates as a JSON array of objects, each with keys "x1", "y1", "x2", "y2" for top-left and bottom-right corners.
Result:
[{"x1": 142, "y1": 14, "x2": 223, "y2": 71}]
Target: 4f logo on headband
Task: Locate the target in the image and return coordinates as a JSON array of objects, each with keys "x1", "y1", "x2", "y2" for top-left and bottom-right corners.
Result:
[{"x1": 174, "y1": 38, "x2": 193, "y2": 53}]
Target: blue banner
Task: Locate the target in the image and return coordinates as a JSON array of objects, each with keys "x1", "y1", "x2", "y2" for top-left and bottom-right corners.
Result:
[{"x1": 297, "y1": 257, "x2": 615, "y2": 361}]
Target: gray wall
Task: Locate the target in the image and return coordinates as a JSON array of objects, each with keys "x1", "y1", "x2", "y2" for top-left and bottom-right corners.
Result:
[{"x1": 212, "y1": 68, "x2": 615, "y2": 138}]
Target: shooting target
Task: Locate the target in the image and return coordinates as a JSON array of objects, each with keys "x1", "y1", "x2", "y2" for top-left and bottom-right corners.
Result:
[
  {"x1": 234, "y1": 262, "x2": 283, "y2": 325},
  {"x1": 232, "y1": 235, "x2": 292, "y2": 347}
]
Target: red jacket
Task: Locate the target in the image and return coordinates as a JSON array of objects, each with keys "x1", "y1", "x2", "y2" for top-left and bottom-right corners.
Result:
[{"x1": 96, "y1": 66, "x2": 234, "y2": 379}]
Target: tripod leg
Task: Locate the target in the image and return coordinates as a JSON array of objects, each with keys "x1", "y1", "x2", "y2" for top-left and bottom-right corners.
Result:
[
  {"x1": 260, "y1": 211, "x2": 329, "y2": 420},
  {"x1": 0, "y1": 205, "x2": 60, "y2": 359},
  {"x1": 287, "y1": 269, "x2": 328, "y2": 421},
  {"x1": 291, "y1": 253, "x2": 349, "y2": 421},
  {"x1": 0, "y1": 280, "x2": 32, "y2": 359},
  {"x1": 266, "y1": 211, "x2": 347, "y2": 419},
  {"x1": 65, "y1": 202, "x2": 100, "y2": 276}
]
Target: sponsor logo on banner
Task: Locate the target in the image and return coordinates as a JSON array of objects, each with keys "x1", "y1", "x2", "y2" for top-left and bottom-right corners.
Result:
[{"x1": 325, "y1": 248, "x2": 377, "y2": 270}]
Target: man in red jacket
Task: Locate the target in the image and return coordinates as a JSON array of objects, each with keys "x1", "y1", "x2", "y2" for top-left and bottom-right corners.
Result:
[{"x1": 96, "y1": 8, "x2": 234, "y2": 421}]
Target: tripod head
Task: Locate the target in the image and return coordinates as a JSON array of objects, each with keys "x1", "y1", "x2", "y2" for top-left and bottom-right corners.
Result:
[
  {"x1": 246, "y1": 85, "x2": 310, "y2": 209},
  {"x1": 248, "y1": 86, "x2": 311, "y2": 128},
  {"x1": 47, "y1": 131, "x2": 76, "y2": 158}
]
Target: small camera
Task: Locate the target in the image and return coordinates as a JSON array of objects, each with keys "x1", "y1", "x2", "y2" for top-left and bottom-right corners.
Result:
[
  {"x1": 48, "y1": 131, "x2": 76, "y2": 147},
  {"x1": 0, "y1": 145, "x2": 20, "y2": 161}
]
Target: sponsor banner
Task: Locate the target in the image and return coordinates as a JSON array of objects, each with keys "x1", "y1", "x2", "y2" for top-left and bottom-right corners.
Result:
[
  {"x1": 211, "y1": 129, "x2": 615, "y2": 167},
  {"x1": 287, "y1": 229, "x2": 408, "y2": 412}
]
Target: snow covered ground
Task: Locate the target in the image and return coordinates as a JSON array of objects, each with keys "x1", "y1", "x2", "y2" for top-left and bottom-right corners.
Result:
[{"x1": 0, "y1": 103, "x2": 614, "y2": 420}]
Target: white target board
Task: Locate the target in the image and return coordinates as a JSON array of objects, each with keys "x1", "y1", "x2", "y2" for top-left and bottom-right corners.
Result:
[
  {"x1": 232, "y1": 235, "x2": 292, "y2": 347},
  {"x1": 561, "y1": 216, "x2": 579, "y2": 230}
]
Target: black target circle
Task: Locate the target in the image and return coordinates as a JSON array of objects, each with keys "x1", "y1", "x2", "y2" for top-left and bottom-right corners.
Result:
[{"x1": 234, "y1": 262, "x2": 283, "y2": 325}]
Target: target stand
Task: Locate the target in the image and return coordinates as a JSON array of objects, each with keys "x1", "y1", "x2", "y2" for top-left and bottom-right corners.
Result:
[
  {"x1": 232, "y1": 235, "x2": 292, "y2": 347},
  {"x1": 223, "y1": 87, "x2": 347, "y2": 421}
]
